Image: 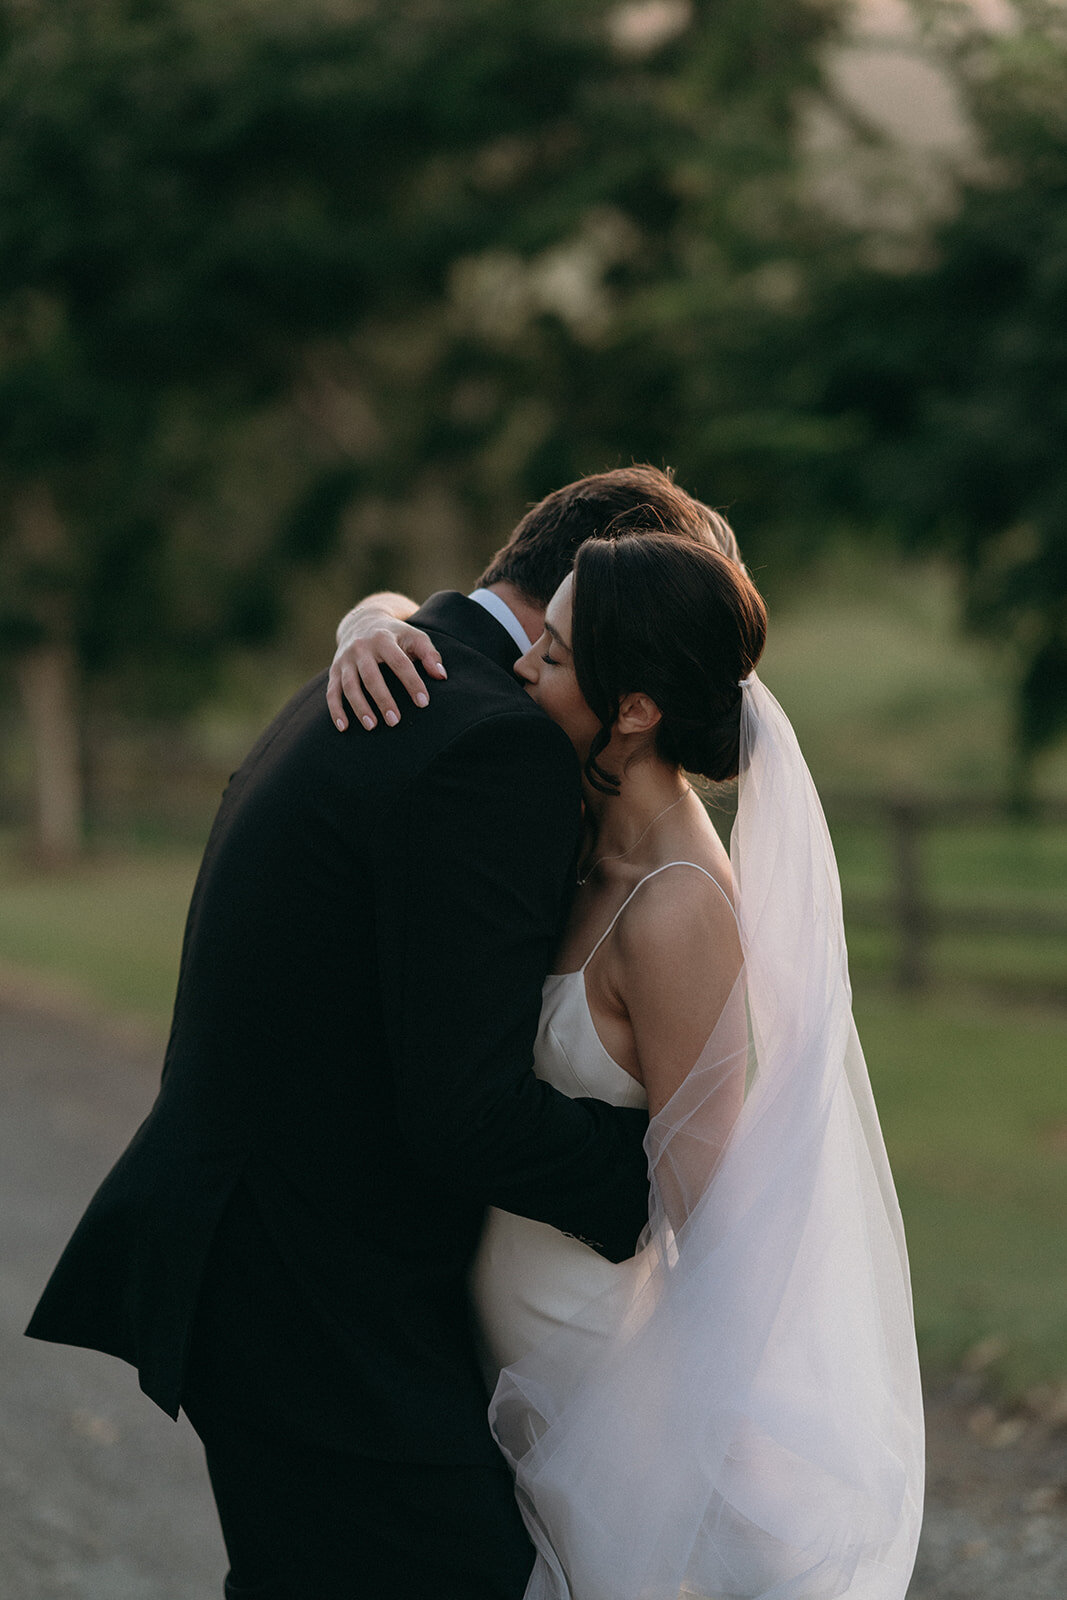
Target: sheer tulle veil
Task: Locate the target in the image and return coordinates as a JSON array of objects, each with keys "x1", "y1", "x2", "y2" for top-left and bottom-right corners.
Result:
[{"x1": 489, "y1": 674, "x2": 925, "y2": 1600}]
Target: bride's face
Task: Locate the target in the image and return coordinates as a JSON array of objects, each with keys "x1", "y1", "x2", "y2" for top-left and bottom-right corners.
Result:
[{"x1": 515, "y1": 575, "x2": 601, "y2": 757}]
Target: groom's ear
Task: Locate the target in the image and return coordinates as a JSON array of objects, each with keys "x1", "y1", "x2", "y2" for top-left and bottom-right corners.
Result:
[{"x1": 615, "y1": 692, "x2": 662, "y2": 736}]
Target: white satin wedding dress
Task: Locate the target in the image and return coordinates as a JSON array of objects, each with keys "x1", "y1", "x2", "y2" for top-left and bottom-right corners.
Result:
[
  {"x1": 472, "y1": 862, "x2": 719, "y2": 1388},
  {"x1": 467, "y1": 677, "x2": 924, "y2": 1600}
]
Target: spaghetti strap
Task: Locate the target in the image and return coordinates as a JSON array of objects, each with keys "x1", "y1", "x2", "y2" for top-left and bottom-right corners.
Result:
[{"x1": 579, "y1": 861, "x2": 736, "y2": 973}]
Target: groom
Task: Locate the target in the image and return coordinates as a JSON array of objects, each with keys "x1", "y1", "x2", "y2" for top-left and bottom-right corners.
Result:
[{"x1": 28, "y1": 466, "x2": 738, "y2": 1599}]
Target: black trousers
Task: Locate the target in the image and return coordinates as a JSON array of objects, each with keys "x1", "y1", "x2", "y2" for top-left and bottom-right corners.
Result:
[{"x1": 182, "y1": 1392, "x2": 535, "y2": 1600}]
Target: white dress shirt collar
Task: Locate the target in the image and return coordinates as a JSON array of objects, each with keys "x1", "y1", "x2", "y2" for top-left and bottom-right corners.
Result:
[{"x1": 468, "y1": 588, "x2": 534, "y2": 656}]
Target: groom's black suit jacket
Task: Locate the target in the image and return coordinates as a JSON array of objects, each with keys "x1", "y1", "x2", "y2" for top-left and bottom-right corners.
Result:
[{"x1": 27, "y1": 593, "x2": 650, "y2": 1465}]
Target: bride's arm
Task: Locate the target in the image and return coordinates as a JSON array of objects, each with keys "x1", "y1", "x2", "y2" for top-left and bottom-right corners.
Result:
[
  {"x1": 327, "y1": 592, "x2": 446, "y2": 732},
  {"x1": 615, "y1": 876, "x2": 746, "y2": 1229}
]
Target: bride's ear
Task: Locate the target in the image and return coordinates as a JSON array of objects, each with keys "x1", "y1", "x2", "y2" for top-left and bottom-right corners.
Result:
[{"x1": 615, "y1": 692, "x2": 662, "y2": 736}]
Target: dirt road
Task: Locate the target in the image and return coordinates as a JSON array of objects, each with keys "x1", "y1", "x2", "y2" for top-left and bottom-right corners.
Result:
[{"x1": 2, "y1": 991, "x2": 1064, "y2": 1599}]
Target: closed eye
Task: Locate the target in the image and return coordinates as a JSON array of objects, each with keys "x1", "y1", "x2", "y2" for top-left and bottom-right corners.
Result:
[{"x1": 542, "y1": 652, "x2": 560, "y2": 666}]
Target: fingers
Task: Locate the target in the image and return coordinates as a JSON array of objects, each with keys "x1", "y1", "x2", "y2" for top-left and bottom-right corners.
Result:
[
  {"x1": 327, "y1": 650, "x2": 386, "y2": 733},
  {"x1": 327, "y1": 624, "x2": 447, "y2": 732},
  {"x1": 340, "y1": 662, "x2": 381, "y2": 731},
  {"x1": 326, "y1": 664, "x2": 350, "y2": 731},
  {"x1": 355, "y1": 654, "x2": 403, "y2": 728},
  {"x1": 385, "y1": 634, "x2": 435, "y2": 712},
  {"x1": 409, "y1": 631, "x2": 448, "y2": 683}
]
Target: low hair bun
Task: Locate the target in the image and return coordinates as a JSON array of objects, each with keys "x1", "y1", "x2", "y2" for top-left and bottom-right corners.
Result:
[{"x1": 660, "y1": 691, "x2": 744, "y2": 783}]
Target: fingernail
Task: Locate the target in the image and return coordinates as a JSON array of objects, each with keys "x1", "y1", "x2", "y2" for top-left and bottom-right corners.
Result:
[
  {"x1": 361, "y1": 715, "x2": 375, "y2": 730},
  {"x1": 335, "y1": 718, "x2": 346, "y2": 731},
  {"x1": 384, "y1": 710, "x2": 399, "y2": 727},
  {"x1": 433, "y1": 663, "x2": 447, "y2": 678},
  {"x1": 415, "y1": 692, "x2": 429, "y2": 708}
]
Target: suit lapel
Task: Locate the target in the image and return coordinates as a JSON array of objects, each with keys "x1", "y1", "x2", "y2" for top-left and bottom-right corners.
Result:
[{"x1": 412, "y1": 592, "x2": 522, "y2": 674}]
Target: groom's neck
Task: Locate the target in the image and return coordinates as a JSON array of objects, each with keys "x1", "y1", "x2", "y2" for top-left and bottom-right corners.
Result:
[{"x1": 484, "y1": 581, "x2": 545, "y2": 646}]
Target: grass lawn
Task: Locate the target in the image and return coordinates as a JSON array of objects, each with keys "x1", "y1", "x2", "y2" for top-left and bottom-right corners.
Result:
[
  {"x1": 0, "y1": 836, "x2": 199, "y2": 1029},
  {"x1": 857, "y1": 992, "x2": 1067, "y2": 1397},
  {"x1": 1, "y1": 833, "x2": 1064, "y2": 1398},
  {"x1": 759, "y1": 547, "x2": 1067, "y2": 799}
]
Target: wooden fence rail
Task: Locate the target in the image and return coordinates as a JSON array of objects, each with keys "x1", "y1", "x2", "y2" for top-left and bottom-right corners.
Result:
[{"x1": 823, "y1": 795, "x2": 1067, "y2": 1002}]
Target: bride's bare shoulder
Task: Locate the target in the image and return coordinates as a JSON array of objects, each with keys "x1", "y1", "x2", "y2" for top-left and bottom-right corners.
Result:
[
  {"x1": 616, "y1": 855, "x2": 739, "y2": 979},
  {"x1": 609, "y1": 855, "x2": 743, "y2": 1114}
]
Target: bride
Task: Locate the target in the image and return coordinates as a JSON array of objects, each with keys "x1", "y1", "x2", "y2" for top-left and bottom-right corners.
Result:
[{"x1": 329, "y1": 530, "x2": 924, "y2": 1600}]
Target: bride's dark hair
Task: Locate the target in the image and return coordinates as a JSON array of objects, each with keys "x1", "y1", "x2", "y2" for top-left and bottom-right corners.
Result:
[{"x1": 571, "y1": 533, "x2": 767, "y2": 795}]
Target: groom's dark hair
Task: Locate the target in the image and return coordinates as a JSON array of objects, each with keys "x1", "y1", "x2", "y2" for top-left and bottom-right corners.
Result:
[{"x1": 478, "y1": 465, "x2": 741, "y2": 607}]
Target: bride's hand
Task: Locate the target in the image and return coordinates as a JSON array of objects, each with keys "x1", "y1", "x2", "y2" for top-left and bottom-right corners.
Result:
[{"x1": 327, "y1": 597, "x2": 447, "y2": 732}]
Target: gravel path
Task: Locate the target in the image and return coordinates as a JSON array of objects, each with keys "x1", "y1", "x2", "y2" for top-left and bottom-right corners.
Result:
[
  {"x1": 0, "y1": 991, "x2": 223, "y2": 1599},
  {"x1": 2, "y1": 986, "x2": 1065, "y2": 1599},
  {"x1": 912, "y1": 1383, "x2": 1067, "y2": 1599}
]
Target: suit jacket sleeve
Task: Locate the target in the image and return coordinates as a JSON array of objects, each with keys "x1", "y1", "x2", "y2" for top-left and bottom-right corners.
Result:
[{"x1": 369, "y1": 708, "x2": 650, "y2": 1263}]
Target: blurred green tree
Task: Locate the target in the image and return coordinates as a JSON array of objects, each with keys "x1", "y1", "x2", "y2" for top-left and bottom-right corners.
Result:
[
  {"x1": 807, "y1": 0, "x2": 1067, "y2": 788},
  {"x1": 330, "y1": 0, "x2": 847, "y2": 569},
  {"x1": 0, "y1": 0, "x2": 846, "y2": 856},
  {"x1": 0, "y1": 0, "x2": 356, "y2": 854}
]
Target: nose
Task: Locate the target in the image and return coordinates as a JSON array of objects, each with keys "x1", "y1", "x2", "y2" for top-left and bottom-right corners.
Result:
[{"x1": 514, "y1": 639, "x2": 540, "y2": 686}]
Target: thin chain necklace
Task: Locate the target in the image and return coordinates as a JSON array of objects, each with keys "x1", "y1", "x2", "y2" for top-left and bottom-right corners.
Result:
[{"x1": 576, "y1": 786, "x2": 691, "y2": 886}]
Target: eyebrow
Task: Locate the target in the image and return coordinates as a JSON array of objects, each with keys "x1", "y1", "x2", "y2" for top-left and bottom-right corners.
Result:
[{"x1": 544, "y1": 621, "x2": 572, "y2": 653}]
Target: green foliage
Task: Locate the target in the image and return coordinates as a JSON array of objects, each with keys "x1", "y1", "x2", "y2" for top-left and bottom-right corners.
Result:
[
  {"x1": 3, "y1": 0, "x2": 1065, "y2": 787},
  {"x1": 351, "y1": 0, "x2": 847, "y2": 550},
  {"x1": 0, "y1": 0, "x2": 412, "y2": 708},
  {"x1": 0, "y1": 0, "x2": 844, "y2": 732},
  {"x1": 806, "y1": 0, "x2": 1067, "y2": 768}
]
